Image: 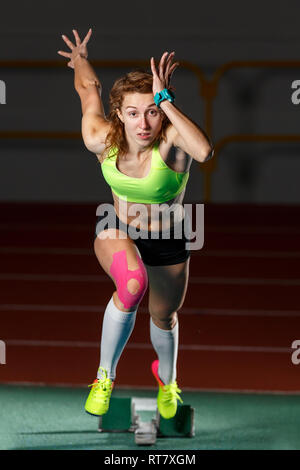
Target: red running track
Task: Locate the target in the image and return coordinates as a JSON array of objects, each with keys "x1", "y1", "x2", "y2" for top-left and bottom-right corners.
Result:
[{"x1": 1, "y1": 202, "x2": 300, "y2": 392}]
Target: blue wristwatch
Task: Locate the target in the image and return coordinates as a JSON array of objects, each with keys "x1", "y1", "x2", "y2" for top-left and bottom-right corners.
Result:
[{"x1": 154, "y1": 88, "x2": 175, "y2": 108}]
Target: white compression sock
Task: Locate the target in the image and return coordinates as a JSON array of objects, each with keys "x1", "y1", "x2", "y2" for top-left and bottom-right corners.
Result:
[
  {"x1": 98, "y1": 296, "x2": 137, "y2": 381},
  {"x1": 150, "y1": 318, "x2": 179, "y2": 385}
]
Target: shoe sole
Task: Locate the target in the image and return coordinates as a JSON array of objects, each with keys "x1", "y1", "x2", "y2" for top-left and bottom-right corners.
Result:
[{"x1": 85, "y1": 409, "x2": 108, "y2": 417}]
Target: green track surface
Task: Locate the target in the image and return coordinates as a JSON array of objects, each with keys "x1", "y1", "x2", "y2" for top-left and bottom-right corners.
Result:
[{"x1": 0, "y1": 385, "x2": 300, "y2": 450}]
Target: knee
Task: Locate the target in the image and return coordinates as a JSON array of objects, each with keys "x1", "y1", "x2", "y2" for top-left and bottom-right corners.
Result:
[
  {"x1": 110, "y1": 249, "x2": 148, "y2": 310},
  {"x1": 151, "y1": 311, "x2": 178, "y2": 330},
  {"x1": 118, "y1": 271, "x2": 148, "y2": 310}
]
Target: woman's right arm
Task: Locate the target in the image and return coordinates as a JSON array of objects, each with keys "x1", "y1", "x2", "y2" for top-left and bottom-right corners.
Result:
[{"x1": 58, "y1": 29, "x2": 110, "y2": 155}]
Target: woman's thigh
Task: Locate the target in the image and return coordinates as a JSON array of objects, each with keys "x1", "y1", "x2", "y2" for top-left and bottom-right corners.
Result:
[
  {"x1": 94, "y1": 229, "x2": 148, "y2": 311},
  {"x1": 146, "y1": 257, "x2": 190, "y2": 324}
]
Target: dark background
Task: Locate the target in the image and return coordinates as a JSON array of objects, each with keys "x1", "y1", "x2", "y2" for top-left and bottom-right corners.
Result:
[
  {"x1": 0, "y1": 0, "x2": 300, "y2": 399},
  {"x1": 0, "y1": 0, "x2": 300, "y2": 204}
]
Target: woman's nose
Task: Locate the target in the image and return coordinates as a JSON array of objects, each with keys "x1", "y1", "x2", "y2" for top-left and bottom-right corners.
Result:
[{"x1": 140, "y1": 115, "x2": 149, "y2": 129}]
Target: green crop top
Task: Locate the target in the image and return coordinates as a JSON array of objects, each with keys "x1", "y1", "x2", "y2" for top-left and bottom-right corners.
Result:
[{"x1": 100, "y1": 141, "x2": 189, "y2": 204}]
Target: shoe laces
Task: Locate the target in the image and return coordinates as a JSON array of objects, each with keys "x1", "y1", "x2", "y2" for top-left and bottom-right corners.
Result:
[
  {"x1": 162, "y1": 381, "x2": 183, "y2": 404},
  {"x1": 88, "y1": 367, "x2": 112, "y2": 396}
]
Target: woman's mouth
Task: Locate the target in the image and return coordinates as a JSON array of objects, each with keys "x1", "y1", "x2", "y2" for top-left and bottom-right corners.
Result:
[{"x1": 138, "y1": 133, "x2": 151, "y2": 140}]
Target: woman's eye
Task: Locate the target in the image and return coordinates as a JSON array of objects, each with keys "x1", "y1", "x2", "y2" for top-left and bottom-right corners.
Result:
[{"x1": 128, "y1": 110, "x2": 157, "y2": 117}]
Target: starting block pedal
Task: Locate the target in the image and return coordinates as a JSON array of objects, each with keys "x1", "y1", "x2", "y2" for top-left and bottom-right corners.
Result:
[
  {"x1": 156, "y1": 404, "x2": 195, "y2": 438},
  {"x1": 98, "y1": 397, "x2": 136, "y2": 433},
  {"x1": 135, "y1": 419, "x2": 157, "y2": 446},
  {"x1": 132, "y1": 398, "x2": 157, "y2": 446},
  {"x1": 97, "y1": 396, "x2": 194, "y2": 445}
]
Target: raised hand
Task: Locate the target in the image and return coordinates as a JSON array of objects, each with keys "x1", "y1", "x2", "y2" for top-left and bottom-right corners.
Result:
[
  {"x1": 150, "y1": 51, "x2": 179, "y2": 97},
  {"x1": 58, "y1": 28, "x2": 92, "y2": 69}
]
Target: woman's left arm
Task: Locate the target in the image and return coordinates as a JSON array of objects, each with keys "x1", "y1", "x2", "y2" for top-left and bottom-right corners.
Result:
[
  {"x1": 160, "y1": 100, "x2": 213, "y2": 163},
  {"x1": 151, "y1": 52, "x2": 214, "y2": 163}
]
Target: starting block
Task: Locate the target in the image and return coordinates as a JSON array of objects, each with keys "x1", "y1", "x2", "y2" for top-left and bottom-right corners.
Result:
[
  {"x1": 98, "y1": 397, "x2": 134, "y2": 433},
  {"x1": 98, "y1": 396, "x2": 195, "y2": 446},
  {"x1": 157, "y1": 405, "x2": 195, "y2": 438}
]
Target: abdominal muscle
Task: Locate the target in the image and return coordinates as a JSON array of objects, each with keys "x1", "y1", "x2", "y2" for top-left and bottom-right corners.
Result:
[{"x1": 113, "y1": 190, "x2": 186, "y2": 233}]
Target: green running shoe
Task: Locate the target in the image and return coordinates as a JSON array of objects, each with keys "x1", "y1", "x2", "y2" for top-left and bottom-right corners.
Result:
[
  {"x1": 151, "y1": 359, "x2": 183, "y2": 419},
  {"x1": 85, "y1": 367, "x2": 114, "y2": 416}
]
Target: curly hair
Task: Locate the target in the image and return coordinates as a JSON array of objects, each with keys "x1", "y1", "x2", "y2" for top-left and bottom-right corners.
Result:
[{"x1": 104, "y1": 69, "x2": 171, "y2": 158}]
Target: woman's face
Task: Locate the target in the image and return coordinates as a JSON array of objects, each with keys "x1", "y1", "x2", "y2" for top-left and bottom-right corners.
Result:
[{"x1": 117, "y1": 92, "x2": 163, "y2": 147}]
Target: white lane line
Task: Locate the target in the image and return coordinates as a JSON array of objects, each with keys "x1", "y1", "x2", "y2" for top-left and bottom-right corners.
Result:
[
  {"x1": 190, "y1": 277, "x2": 300, "y2": 286},
  {"x1": 0, "y1": 304, "x2": 104, "y2": 312},
  {"x1": 4, "y1": 339, "x2": 293, "y2": 353},
  {"x1": 1, "y1": 272, "x2": 300, "y2": 286},
  {"x1": 0, "y1": 223, "x2": 89, "y2": 231},
  {"x1": 0, "y1": 246, "x2": 92, "y2": 255},
  {"x1": 1, "y1": 246, "x2": 300, "y2": 259},
  {"x1": 1, "y1": 304, "x2": 300, "y2": 317},
  {"x1": 2, "y1": 223, "x2": 300, "y2": 234},
  {"x1": 198, "y1": 250, "x2": 300, "y2": 259},
  {"x1": 0, "y1": 273, "x2": 107, "y2": 282},
  {"x1": 206, "y1": 226, "x2": 300, "y2": 234},
  {"x1": 2, "y1": 380, "x2": 299, "y2": 395}
]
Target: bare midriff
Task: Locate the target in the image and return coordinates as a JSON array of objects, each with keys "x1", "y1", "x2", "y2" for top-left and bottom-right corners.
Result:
[{"x1": 112, "y1": 189, "x2": 186, "y2": 233}]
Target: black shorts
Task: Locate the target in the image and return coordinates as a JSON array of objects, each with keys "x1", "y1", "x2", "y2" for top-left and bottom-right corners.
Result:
[{"x1": 94, "y1": 211, "x2": 191, "y2": 266}]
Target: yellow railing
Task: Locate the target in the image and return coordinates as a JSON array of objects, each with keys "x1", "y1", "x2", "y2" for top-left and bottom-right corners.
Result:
[
  {"x1": 200, "y1": 61, "x2": 300, "y2": 200},
  {"x1": 1, "y1": 59, "x2": 300, "y2": 201}
]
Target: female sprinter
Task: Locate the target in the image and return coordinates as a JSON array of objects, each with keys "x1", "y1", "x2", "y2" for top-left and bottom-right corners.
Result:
[{"x1": 58, "y1": 28, "x2": 213, "y2": 420}]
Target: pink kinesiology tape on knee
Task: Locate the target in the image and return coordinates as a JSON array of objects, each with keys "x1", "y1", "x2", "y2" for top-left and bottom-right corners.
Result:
[{"x1": 110, "y1": 250, "x2": 148, "y2": 309}]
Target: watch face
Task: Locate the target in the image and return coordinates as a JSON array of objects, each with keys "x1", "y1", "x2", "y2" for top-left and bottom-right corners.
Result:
[{"x1": 165, "y1": 90, "x2": 174, "y2": 102}]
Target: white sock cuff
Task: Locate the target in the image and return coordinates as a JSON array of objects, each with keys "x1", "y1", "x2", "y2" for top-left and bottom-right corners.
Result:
[
  {"x1": 108, "y1": 296, "x2": 137, "y2": 323},
  {"x1": 150, "y1": 317, "x2": 178, "y2": 336}
]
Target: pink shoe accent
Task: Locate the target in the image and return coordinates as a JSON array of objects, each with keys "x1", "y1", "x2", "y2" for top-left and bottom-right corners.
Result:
[{"x1": 151, "y1": 360, "x2": 165, "y2": 388}]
